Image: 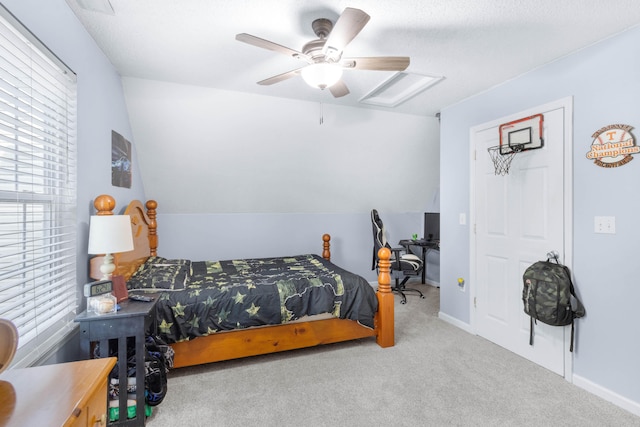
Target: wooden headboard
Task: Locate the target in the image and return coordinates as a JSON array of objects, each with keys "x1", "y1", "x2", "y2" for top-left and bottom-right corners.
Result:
[{"x1": 89, "y1": 195, "x2": 158, "y2": 281}]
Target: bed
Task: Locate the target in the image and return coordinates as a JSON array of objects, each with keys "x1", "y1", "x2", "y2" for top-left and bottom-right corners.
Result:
[{"x1": 90, "y1": 194, "x2": 394, "y2": 368}]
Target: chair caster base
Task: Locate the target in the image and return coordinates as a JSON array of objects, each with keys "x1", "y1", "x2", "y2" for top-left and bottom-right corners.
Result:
[{"x1": 392, "y1": 286, "x2": 424, "y2": 304}]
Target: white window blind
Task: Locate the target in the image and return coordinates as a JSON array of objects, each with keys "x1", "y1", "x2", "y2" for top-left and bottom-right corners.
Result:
[{"x1": 0, "y1": 6, "x2": 77, "y2": 366}]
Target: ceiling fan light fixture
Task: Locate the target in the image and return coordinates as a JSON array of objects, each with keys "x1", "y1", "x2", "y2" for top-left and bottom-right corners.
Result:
[{"x1": 301, "y1": 63, "x2": 343, "y2": 90}]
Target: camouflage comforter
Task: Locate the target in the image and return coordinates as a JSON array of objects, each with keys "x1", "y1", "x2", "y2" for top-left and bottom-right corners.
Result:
[{"x1": 127, "y1": 254, "x2": 378, "y2": 343}]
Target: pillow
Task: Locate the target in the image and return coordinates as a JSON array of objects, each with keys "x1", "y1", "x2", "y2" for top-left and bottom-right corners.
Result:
[
  {"x1": 128, "y1": 257, "x2": 190, "y2": 291},
  {"x1": 141, "y1": 256, "x2": 189, "y2": 266}
]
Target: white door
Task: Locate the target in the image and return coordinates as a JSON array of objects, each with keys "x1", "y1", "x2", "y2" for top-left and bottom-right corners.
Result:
[{"x1": 472, "y1": 100, "x2": 572, "y2": 376}]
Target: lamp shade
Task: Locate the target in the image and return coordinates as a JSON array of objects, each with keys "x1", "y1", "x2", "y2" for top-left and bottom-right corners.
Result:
[
  {"x1": 301, "y1": 63, "x2": 343, "y2": 90},
  {"x1": 88, "y1": 215, "x2": 134, "y2": 255}
]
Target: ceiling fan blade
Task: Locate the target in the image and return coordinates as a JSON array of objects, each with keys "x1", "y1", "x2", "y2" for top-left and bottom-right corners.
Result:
[
  {"x1": 341, "y1": 56, "x2": 410, "y2": 71},
  {"x1": 236, "y1": 33, "x2": 311, "y2": 62},
  {"x1": 329, "y1": 80, "x2": 350, "y2": 98},
  {"x1": 257, "y1": 68, "x2": 303, "y2": 86},
  {"x1": 323, "y1": 8, "x2": 370, "y2": 61}
]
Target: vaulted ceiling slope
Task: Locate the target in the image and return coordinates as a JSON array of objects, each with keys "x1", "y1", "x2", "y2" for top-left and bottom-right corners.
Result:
[{"x1": 66, "y1": 0, "x2": 640, "y2": 117}]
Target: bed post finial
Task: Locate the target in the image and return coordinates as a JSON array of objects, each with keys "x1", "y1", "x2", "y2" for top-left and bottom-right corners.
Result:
[
  {"x1": 94, "y1": 194, "x2": 115, "y2": 215},
  {"x1": 375, "y1": 247, "x2": 394, "y2": 348},
  {"x1": 377, "y1": 247, "x2": 391, "y2": 294},
  {"x1": 322, "y1": 234, "x2": 331, "y2": 261},
  {"x1": 146, "y1": 200, "x2": 158, "y2": 257}
]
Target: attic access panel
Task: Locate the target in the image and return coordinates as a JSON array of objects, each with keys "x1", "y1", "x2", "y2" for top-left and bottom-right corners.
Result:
[{"x1": 359, "y1": 72, "x2": 444, "y2": 107}]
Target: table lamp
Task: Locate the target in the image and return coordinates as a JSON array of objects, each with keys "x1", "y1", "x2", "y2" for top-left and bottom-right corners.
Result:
[{"x1": 88, "y1": 214, "x2": 134, "y2": 279}]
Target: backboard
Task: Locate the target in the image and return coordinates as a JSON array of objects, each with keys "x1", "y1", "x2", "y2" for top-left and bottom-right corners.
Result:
[{"x1": 499, "y1": 113, "x2": 544, "y2": 155}]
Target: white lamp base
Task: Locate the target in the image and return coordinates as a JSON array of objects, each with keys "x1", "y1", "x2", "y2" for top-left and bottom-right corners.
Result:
[{"x1": 100, "y1": 253, "x2": 116, "y2": 279}]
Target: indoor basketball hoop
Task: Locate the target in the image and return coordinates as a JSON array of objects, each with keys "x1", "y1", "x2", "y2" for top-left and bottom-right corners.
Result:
[{"x1": 489, "y1": 113, "x2": 545, "y2": 175}]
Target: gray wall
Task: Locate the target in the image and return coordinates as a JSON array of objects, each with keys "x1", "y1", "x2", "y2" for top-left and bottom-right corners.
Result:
[
  {"x1": 440, "y1": 24, "x2": 640, "y2": 414},
  {"x1": 3, "y1": 0, "x2": 439, "y2": 360},
  {"x1": 122, "y1": 75, "x2": 440, "y2": 282},
  {"x1": 2, "y1": 0, "x2": 147, "y2": 282},
  {"x1": 3, "y1": 0, "x2": 146, "y2": 363},
  {"x1": 123, "y1": 78, "x2": 440, "y2": 215},
  {"x1": 157, "y1": 211, "x2": 426, "y2": 283}
]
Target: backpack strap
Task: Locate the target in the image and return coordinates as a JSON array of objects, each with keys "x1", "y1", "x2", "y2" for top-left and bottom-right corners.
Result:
[
  {"x1": 527, "y1": 273, "x2": 540, "y2": 347},
  {"x1": 529, "y1": 317, "x2": 534, "y2": 346},
  {"x1": 562, "y1": 264, "x2": 585, "y2": 318},
  {"x1": 569, "y1": 280, "x2": 585, "y2": 318},
  {"x1": 570, "y1": 320, "x2": 575, "y2": 352},
  {"x1": 568, "y1": 282, "x2": 584, "y2": 353},
  {"x1": 562, "y1": 265, "x2": 585, "y2": 352},
  {"x1": 528, "y1": 279, "x2": 537, "y2": 347}
]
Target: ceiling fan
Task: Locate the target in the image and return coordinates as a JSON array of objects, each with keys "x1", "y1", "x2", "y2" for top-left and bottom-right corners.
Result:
[{"x1": 236, "y1": 7, "x2": 410, "y2": 98}]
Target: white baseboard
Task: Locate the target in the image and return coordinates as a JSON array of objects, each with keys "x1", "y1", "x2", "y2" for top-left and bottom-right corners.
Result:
[
  {"x1": 573, "y1": 374, "x2": 640, "y2": 417},
  {"x1": 438, "y1": 311, "x2": 473, "y2": 334}
]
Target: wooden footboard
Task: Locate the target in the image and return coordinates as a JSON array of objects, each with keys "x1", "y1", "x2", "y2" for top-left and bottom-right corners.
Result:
[{"x1": 91, "y1": 195, "x2": 394, "y2": 369}]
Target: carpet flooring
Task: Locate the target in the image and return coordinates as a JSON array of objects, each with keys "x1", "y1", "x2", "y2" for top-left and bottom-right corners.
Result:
[{"x1": 146, "y1": 284, "x2": 640, "y2": 426}]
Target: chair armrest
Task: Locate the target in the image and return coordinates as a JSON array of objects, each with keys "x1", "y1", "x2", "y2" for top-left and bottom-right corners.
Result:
[{"x1": 387, "y1": 247, "x2": 404, "y2": 270}]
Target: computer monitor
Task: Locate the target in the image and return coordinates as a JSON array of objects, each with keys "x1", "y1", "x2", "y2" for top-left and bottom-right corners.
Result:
[{"x1": 424, "y1": 212, "x2": 440, "y2": 242}]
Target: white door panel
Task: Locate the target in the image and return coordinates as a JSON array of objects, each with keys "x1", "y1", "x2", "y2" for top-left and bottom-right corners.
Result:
[{"x1": 473, "y1": 105, "x2": 568, "y2": 375}]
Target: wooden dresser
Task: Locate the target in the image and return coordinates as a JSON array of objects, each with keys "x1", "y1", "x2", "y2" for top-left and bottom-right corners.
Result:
[{"x1": 0, "y1": 357, "x2": 116, "y2": 427}]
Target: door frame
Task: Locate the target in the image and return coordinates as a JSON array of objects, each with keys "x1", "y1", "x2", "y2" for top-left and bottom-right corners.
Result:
[{"x1": 469, "y1": 96, "x2": 574, "y2": 379}]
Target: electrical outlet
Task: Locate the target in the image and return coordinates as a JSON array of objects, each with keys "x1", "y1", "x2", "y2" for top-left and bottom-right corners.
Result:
[{"x1": 594, "y1": 216, "x2": 616, "y2": 234}]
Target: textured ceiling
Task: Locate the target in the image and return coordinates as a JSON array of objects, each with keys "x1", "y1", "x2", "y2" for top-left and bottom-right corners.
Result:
[{"x1": 65, "y1": 0, "x2": 640, "y2": 117}]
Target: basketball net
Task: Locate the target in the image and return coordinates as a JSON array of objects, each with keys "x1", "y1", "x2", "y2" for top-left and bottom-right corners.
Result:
[{"x1": 487, "y1": 145, "x2": 523, "y2": 175}]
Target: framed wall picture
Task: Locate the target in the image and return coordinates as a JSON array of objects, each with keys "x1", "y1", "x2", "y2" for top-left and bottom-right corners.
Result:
[{"x1": 111, "y1": 130, "x2": 132, "y2": 188}]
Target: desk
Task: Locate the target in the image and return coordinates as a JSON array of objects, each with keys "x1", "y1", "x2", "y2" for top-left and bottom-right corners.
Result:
[
  {"x1": 75, "y1": 296, "x2": 158, "y2": 426},
  {"x1": 399, "y1": 239, "x2": 439, "y2": 284},
  {"x1": 0, "y1": 357, "x2": 116, "y2": 427}
]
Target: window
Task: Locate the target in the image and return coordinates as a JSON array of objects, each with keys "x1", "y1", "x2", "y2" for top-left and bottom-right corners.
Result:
[{"x1": 0, "y1": 6, "x2": 77, "y2": 367}]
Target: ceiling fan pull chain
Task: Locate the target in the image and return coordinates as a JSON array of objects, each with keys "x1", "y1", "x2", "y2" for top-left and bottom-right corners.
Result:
[{"x1": 319, "y1": 102, "x2": 323, "y2": 125}]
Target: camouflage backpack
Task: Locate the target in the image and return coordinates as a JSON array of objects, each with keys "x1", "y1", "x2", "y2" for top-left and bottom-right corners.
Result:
[{"x1": 522, "y1": 256, "x2": 585, "y2": 352}]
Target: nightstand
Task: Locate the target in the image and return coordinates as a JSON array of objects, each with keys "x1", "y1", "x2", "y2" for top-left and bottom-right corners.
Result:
[{"x1": 75, "y1": 295, "x2": 158, "y2": 426}]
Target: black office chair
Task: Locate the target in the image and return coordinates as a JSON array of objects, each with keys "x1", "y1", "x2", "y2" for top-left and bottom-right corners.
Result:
[{"x1": 371, "y1": 209, "x2": 425, "y2": 304}]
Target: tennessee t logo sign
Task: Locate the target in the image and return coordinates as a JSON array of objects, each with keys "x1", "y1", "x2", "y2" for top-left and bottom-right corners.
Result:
[{"x1": 586, "y1": 124, "x2": 640, "y2": 168}]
